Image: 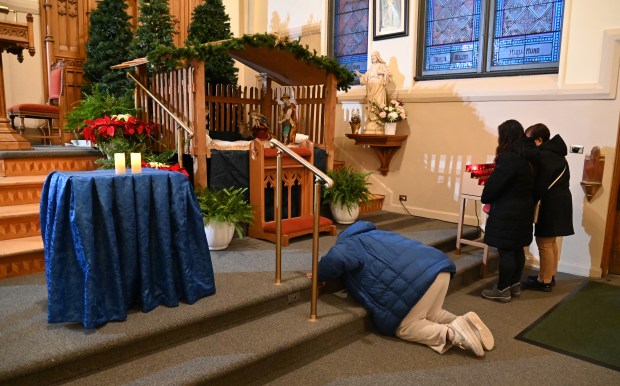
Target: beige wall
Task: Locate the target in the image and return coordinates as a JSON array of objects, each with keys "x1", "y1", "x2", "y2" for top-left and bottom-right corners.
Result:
[{"x1": 261, "y1": 0, "x2": 620, "y2": 278}]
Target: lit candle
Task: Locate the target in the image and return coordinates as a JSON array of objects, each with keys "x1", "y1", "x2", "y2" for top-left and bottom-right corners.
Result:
[
  {"x1": 130, "y1": 153, "x2": 142, "y2": 174},
  {"x1": 114, "y1": 153, "x2": 126, "y2": 175}
]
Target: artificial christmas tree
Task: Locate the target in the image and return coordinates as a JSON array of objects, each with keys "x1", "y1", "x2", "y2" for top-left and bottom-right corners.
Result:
[
  {"x1": 129, "y1": 0, "x2": 177, "y2": 61},
  {"x1": 82, "y1": 0, "x2": 134, "y2": 97},
  {"x1": 186, "y1": 0, "x2": 238, "y2": 86}
]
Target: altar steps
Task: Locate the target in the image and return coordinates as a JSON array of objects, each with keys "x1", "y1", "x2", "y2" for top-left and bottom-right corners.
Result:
[
  {"x1": 0, "y1": 214, "x2": 495, "y2": 386},
  {"x1": 0, "y1": 147, "x2": 101, "y2": 278}
]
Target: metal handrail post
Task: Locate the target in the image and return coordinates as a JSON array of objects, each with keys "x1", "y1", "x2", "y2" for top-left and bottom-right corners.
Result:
[
  {"x1": 268, "y1": 138, "x2": 333, "y2": 319},
  {"x1": 310, "y1": 178, "x2": 321, "y2": 320},
  {"x1": 275, "y1": 149, "x2": 283, "y2": 284}
]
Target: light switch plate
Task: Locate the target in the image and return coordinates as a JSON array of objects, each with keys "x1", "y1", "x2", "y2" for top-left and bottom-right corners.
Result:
[{"x1": 570, "y1": 145, "x2": 584, "y2": 154}]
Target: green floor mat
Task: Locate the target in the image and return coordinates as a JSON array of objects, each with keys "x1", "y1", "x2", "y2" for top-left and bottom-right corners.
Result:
[{"x1": 516, "y1": 281, "x2": 620, "y2": 371}]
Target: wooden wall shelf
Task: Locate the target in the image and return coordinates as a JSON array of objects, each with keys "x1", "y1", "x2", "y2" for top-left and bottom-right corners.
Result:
[{"x1": 345, "y1": 134, "x2": 408, "y2": 176}]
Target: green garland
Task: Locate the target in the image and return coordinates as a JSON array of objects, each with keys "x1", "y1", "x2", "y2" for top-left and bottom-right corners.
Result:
[{"x1": 147, "y1": 33, "x2": 355, "y2": 91}]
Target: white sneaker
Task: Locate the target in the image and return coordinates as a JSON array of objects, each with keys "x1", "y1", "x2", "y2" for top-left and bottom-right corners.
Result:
[
  {"x1": 449, "y1": 316, "x2": 484, "y2": 357},
  {"x1": 463, "y1": 311, "x2": 494, "y2": 350}
]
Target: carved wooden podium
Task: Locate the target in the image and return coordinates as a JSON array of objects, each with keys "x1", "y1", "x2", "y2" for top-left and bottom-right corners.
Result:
[
  {"x1": 0, "y1": 13, "x2": 36, "y2": 150},
  {"x1": 248, "y1": 139, "x2": 336, "y2": 246}
]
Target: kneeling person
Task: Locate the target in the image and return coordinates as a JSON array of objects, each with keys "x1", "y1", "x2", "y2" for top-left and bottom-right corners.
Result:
[{"x1": 317, "y1": 221, "x2": 493, "y2": 356}]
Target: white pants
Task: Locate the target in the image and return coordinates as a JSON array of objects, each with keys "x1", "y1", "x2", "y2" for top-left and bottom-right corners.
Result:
[{"x1": 395, "y1": 272, "x2": 456, "y2": 353}]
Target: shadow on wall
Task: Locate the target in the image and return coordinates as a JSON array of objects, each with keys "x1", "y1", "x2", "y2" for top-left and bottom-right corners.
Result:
[
  {"x1": 336, "y1": 82, "x2": 503, "y2": 229},
  {"x1": 269, "y1": 11, "x2": 290, "y2": 34}
]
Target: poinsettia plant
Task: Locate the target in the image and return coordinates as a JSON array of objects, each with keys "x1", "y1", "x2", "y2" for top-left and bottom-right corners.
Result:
[{"x1": 82, "y1": 114, "x2": 158, "y2": 156}]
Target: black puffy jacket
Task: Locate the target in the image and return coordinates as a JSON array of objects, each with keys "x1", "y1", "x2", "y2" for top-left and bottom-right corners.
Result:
[
  {"x1": 533, "y1": 134, "x2": 574, "y2": 237},
  {"x1": 481, "y1": 151, "x2": 535, "y2": 249}
]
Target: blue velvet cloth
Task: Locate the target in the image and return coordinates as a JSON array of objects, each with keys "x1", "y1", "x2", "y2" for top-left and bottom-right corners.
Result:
[{"x1": 40, "y1": 169, "x2": 216, "y2": 329}]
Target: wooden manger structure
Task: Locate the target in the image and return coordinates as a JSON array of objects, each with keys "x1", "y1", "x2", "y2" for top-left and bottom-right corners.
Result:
[{"x1": 113, "y1": 43, "x2": 340, "y2": 244}]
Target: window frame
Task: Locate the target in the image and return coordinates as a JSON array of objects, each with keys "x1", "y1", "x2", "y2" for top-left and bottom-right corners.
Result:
[{"x1": 415, "y1": 0, "x2": 564, "y2": 81}]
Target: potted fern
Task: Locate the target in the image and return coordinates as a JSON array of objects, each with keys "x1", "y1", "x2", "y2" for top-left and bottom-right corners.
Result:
[
  {"x1": 322, "y1": 166, "x2": 371, "y2": 224},
  {"x1": 197, "y1": 187, "x2": 254, "y2": 250}
]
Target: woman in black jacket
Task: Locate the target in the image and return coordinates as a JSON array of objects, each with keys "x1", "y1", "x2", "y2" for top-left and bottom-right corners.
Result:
[
  {"x1": 481, "y1": 120, "x2": 536, "y2": 302},
  {"x1": 522, "y1": 123, "x2": 574, "y2": 291}
]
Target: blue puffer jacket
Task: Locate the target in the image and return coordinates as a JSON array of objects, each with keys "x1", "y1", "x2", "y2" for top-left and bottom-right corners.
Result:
[{"x1": 317, "y1": 221, "x2": 456, "y2": 336}]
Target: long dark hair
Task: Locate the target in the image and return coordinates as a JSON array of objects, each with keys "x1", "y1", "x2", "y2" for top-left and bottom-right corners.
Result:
[{"x1": 495, "y1": 119, "x2": 525, "y2": 161}]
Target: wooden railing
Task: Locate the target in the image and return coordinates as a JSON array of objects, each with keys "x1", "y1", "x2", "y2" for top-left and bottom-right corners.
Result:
[{"x1": 121, "y1": 58, "x2": 334, "y2": 190}]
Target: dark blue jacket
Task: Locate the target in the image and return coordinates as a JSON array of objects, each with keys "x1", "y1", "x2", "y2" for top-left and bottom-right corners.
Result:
[{"x1": 317, "y1": 221, "x2": 456, "y2": 336}]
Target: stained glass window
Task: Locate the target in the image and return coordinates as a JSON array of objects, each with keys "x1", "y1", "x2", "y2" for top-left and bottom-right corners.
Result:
[
  {"x1": 423, "y1": 0, "x2": 482, "y2": 74},
  {"x1": 490, "y1": 0, "x2": 564, "y2": 70},
  {"x1": 419, "y1": 0, "x2": 564, "y2": 78},
  {"x1": 333, "y1": 0, "x2": 369, "y2": 82}
]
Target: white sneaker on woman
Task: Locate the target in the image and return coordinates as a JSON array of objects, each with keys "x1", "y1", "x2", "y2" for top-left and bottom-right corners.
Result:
[
  {"x1": 463, "y1": 311, "x2": 494, "y2": 350},
  {"x1": 449, "y1": 316, "x2": 484, "y2": 357}
]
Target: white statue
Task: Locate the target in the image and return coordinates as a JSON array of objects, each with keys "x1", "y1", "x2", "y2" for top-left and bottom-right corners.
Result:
[{"x1": 355, "y1": 51, "x2": 392, "y2": 134}]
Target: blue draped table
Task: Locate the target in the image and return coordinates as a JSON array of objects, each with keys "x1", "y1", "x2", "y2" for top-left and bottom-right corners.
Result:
[{"x1": 40, "y1": 169, "x2": 216, "y2": 329}]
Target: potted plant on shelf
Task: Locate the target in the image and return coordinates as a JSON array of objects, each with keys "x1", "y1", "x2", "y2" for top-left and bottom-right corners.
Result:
[
  {"x1": 322, "y1": 166, "x2": 371, "y2": 224},
  {"x1": 196, "y1": 187, "x2": 254, "y2": 250}
]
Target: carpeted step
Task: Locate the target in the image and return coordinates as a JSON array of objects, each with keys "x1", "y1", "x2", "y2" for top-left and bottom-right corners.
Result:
[
  {"x1": 63, "y1": 291, "x2": 369, "y2": 386},
  {"x1": 0, "y1": 271, "x2": 316, "y2": 385}
]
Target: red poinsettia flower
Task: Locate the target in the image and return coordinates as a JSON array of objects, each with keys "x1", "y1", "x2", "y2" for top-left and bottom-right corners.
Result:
[{"x1": 81, "y1": 114, "x2": 159, "y2": 146}]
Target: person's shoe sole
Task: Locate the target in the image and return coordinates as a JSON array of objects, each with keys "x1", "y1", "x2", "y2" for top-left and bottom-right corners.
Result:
[
  {"x1": 464, "y1": 312, "x2": 494, "y2": 351},
  {"x1": 481, "y1": 290, "x2": 511, "y2": 303},
  {"x1": 451, "y1": 317, "x2": 485, "y2": 357}
]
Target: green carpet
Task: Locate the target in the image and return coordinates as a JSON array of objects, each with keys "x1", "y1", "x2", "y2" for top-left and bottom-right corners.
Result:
[{"x1": 516, "y1": 281, "x2": 620, "y2": 371}]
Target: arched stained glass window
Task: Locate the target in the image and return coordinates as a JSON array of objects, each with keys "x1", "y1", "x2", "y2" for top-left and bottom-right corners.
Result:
[
  {"x1": 418, "y1": 0, "x2": 565, "y2": 79},
  {"x1": 333, "y1": 0, "x2": 369, "y2": 83}
]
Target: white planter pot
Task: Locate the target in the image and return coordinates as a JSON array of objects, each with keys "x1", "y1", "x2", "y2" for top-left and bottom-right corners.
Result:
[
  {"x1": 204, "y1": 220, "x2": 235, "y2": 250},
  {"x1": 330, "y1": 203, "x2": 360, "y2": 225},
  {"x1": 384, "y1": 122, "x2": 397, "y2": 135}
]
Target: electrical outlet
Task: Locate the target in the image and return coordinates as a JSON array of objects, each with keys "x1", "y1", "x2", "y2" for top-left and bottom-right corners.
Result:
[
  {"x1": 570, "y1": 145, "x2": 584, "y2": 154},
  {"x1": 399, "y1": 195, "x2": 407, "y2": 202}
]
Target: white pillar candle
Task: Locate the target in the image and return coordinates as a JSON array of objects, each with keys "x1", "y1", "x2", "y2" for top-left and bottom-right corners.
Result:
[
  {"x1": 130, "y1": 153, "x2": 142, "y2": 174},
  {"x1": 114, "y1": 153, "x2": 126, "y2": 175}
]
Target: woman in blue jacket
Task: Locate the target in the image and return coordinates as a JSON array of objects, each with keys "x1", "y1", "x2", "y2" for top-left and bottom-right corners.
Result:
[{"x1": 317, "y1": 221, "x2": 493, "y2": 357}]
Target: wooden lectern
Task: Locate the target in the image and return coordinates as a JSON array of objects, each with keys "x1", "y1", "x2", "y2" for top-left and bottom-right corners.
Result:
[{"x1": 0, "y1": 13, "x2": 36, "y2": 150}]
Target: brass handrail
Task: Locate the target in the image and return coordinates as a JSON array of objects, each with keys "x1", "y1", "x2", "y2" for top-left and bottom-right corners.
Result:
[
  {"x1": 268, "y1": 138, "x2": 333, "y2": 321},
  {"x1": 126, "y1": 72, "x2": 194, "y2": 167}
]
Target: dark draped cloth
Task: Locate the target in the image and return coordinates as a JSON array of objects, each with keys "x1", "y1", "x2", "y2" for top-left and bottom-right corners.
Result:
[{"x1": 40, "y1": 169, "x2": 215, "y2": 329}]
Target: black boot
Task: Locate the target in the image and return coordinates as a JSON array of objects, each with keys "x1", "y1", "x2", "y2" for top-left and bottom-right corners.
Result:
[
  {"x1": 522, "y1": 277, "x2": 552, "y2": 292},
  {"x1": 526, "y1": 275, "x2": 556, "y2": 287}
]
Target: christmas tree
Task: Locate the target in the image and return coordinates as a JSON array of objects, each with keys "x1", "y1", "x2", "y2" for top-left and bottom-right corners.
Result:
[
  {"x1": 129, "y1": 0, "x2": 177, "y2": 60},
  {"x1": 187, "y1": 0, "x2": 238, "y2": 85},
  {"x1": 82, "y1": 0, "x2": 134, "y2": 96}
]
